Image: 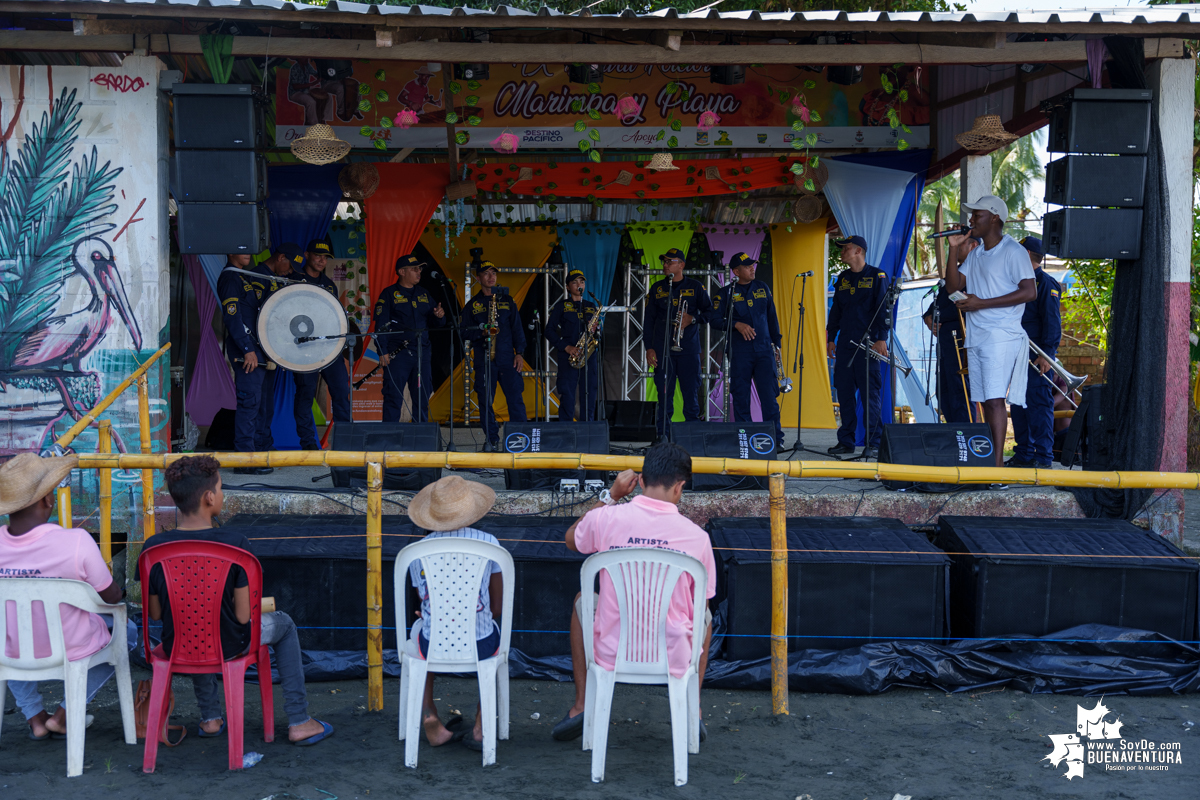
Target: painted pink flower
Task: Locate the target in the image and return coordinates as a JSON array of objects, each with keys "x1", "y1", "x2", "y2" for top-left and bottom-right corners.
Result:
[
  {"x1": 697, "y1": 110, "x2": 721, "y2": 132},
  {"x1": 491, "y1": 132, "x2": 520, "y2": 154},
  {"x1": 616, "y1": 96, "x2": 643, "y2": 124},
  {"x1": 393, "y1": 109, "x2": 419, "y2": 129}
]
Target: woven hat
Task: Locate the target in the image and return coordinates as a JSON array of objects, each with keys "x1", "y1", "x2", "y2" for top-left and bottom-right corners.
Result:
[
  {"x1": 290, "y1": 123, "x2": 351, "y2": 165},
  {"x1": 0, "y1": 453, "x2": 78, "y2": 516},
  {"x1": 338, "y1": 162, "x2": 380, "y2": 201},
  {"x1": 646, "y1": 152, "x2": 680, "y2": 172},
  {"x1": 954, "y1": 115, "x2": 1017, "y2": 152},
  {"x1": 408, "y1": 475, "x2": 496, "y2": 532},
  {"x1": 793, "y1": 159, "x2": 829, "y2": 196},
  {"x1": 793, "y1": 195, "x2": 825, "y2": 224}
]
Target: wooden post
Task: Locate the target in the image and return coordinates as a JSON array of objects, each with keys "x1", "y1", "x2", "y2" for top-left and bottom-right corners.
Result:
[
  {"x1": 366, "y1": 459, "x2": 384, "y2": 711},
  {"x1": 768, "y1": 473, "x2": 788, "y2": 715},
  {"x1": 137, "y1": 374, "x2": 155, "y2": 539},
  {"x1": 98, "y1": 421, "x2": 113, "y2": 571}
]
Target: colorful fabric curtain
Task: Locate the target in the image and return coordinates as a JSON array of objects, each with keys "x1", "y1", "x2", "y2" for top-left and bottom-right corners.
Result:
[
  {"x1": 364, "y1": 164, "x2": 452, "y2": 312},
  {"x1": 183, "y1": 255, "x2": 236, "y2": 426},
  {"x1": 266, "y1": 164, "x2": 343, "y2": 253},
  {"x1": 558, "y1": 222, "x2": 624, "y2": 306}
]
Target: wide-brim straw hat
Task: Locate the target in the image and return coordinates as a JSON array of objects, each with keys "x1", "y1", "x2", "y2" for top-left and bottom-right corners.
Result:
[
  {"x1": 793, "y1": 195, "x2": 825, "y2": 224},
  {"x1": 291, "y1": 123, "x2": 351, "y2": 165},
  {"x1": 0, "y1": 453, "x2": 78, "y2": 516},
  {"x1": 338, "y1": 162, "x2": 380, "y2": 200},
  {"x1": 646, "y1": 152, "x2": 680, "y2": 172},
  {"x1": 408, "y1": 475, "x2": 496, "y2": 532},
  {"x1": 954, "y1": 115, "x2": 1018, "y2": 152},
  {"x1": 793, "y1": 159, "x2": 829, "y2": 196}
]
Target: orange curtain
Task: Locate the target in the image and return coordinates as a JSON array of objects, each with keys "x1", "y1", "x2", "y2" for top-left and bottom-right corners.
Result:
[{"x1": 364, "y1": 164, "x2": 451, "y2": 311}]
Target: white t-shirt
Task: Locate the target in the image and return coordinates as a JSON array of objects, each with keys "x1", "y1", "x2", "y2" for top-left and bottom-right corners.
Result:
[
  {"x1": 409, "y1": 527, "x2": 502, "y2": 641},
  {"x1": 956, "y1": 234, "x2": 1036, "y2": 347}
]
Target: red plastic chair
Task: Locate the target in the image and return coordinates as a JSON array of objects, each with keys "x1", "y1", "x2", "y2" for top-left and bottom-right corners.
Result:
[{"x1": 137, "y1": 540, "x2": 274, "y2": 772}]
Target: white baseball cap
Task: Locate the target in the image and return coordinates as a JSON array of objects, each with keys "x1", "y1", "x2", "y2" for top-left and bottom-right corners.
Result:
[{"x1": 962, "y1": 195, "x2": 1009, "y2": 224}]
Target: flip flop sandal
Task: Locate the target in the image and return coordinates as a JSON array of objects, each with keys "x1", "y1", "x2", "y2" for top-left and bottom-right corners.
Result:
[
  {"x1": 462, "y1": 733, "x2": 484, "y2": 752},
  {"x1": 198, "y1": 720, "x2": 227, "y2": 738},
  {"x1": 49, "y1": 714, "x2": 94, "y2": 740},
  {"x1": 28, "y1": 728, "x2": 51, "y2": 741},
  {"x1": 293, "y1": 719, "x2": 334, "y2": 747}
]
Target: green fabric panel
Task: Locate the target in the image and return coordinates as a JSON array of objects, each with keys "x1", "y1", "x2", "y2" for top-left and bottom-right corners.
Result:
[
  {"x1": 626, "y1": 222, "x2": 695, "y2": 420},
  {"x1": 312, "y1": 400, "x2": 327, "y2": 427},
  {"x1": 199, "y1": 34, "x2": 235, "y2": 85}
]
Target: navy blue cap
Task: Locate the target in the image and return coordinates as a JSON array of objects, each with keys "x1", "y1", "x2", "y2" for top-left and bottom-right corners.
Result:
[
  {"x1": 730, "y1": 252, "x2": 757, "y2": 268},
  {"x1": 567, "y1": 269, "x2": 586, "y2": 282},
  {"x1": 1020, "y1": 236, "x2": 1043, "y2": 257},
  {"x1": 395, "y1": 254, "x2": 426, "y2": 272},
  {"x1": 306, "y1": 238, "x2": 333, "y2": 256},
  {"x1": 272, "y1": 241, "x2": 305, "y2": 268},
  {"x1": 476, "y1": 260, "x2": 498, "y2": 274},
  {"x1": 833, "y1": 235, "x2": 868, "y2": 251},
  {"x1": 659, "y1": 248, "x2": 686, "y2": 263}
]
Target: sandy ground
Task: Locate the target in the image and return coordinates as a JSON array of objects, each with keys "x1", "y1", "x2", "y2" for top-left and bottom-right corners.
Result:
[{"x1": 3, "y1": 669, "x2": 1197, "y2": 799}]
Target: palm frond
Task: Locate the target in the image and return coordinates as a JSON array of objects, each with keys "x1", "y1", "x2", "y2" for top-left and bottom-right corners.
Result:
[
  {"x1": 27, "y1": 145, "x2": 122, "y2": 265},
  {"x1": 1, "y1": 88, "x2": 81, "y2": 252}
]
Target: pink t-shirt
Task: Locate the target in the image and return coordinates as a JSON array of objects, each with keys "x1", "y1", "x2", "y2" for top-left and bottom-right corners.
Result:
[
  {"x1": 1, "y1": 523, "x2": 114, "y2": 662},
  {"x1": 573, "y1": 495, "x2": 717, "y2": 678}
]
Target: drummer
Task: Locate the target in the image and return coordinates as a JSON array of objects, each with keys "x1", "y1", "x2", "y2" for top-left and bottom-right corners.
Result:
[
  {"x1": 292, "y1": 238, "x2": 354, "y2": 451},
  {"x1": 250, "y1": 242, "x2": 306, "y2": 451},
  {"x1": 373, "y1": 254, "x2": 445, "y2": 423},
  {"x1": 217, "y1": 253, "x2": 274, "y2": 474}
]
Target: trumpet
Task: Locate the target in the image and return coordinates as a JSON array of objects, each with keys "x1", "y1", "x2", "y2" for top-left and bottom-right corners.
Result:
[
  {"x1": 670, "y1": 299, "x2": 686, "y2": 353},
  {"x1": 847, "y1": 339, "x2": 911, "y2": 378},
  {"x1": 773, "y1": 345, "x2": 793, "y2": 394},
  {"x1": 1028, "y1": 339, "x2": 1087, "y2": 408}
]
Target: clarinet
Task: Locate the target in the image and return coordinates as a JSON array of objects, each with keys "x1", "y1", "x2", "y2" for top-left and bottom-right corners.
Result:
[{"x1": 353, "y1": 331, "x2": 410, "y2": 390}]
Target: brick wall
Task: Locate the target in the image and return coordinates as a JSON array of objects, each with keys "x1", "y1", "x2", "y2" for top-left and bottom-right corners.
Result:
[{"x1": 1057, "y1": 342, "x2": 1106, "y2": 385}]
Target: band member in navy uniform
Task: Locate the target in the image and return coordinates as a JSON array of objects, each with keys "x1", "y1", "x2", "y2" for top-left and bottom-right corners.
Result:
[
  {"x1": 546, "y1": 269, "x2": 600, "y2": 422},
  {"x1": 373, "y1": 253, "x2": 445, "y2": 423},
  {"x1": 1008, "y1": 236, "x2": 1061, "y2": 468},
  {"x1": 643, "y1": 248, "x2": 714, "y2": 441},
  {"x1": 921, "y1": 237, "x2": 980, "y2": 424},
  {"x1": 462, "y1": 260, "x2": 527, "y2": 451},
  {"x1": 825, "y1": 235, "x2": 890, "y2": 459},
  {"x1": 292, "y1": 238, "x2": 354, "y2": 450},
  {"x1": 711, "y1": 252, "x2": 783, "y2": 444},
  {"x1": 218, "y1": 253, "x2": 274, "y2": 474}
]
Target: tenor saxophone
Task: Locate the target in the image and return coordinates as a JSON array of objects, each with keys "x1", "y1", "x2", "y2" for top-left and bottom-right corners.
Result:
[
  {"x1": 487, "y1": 293, "x2": 499, "y2": 361},
  {"x1": 569, "y1": 304, "x2": 601, "y2": 368}
]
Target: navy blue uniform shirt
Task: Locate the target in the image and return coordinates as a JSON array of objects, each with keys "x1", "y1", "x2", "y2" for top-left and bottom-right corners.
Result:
[
  {"x1": 712, "y1": 278, "x2": 781, "y2": 356},
  {"x1": 643, "y1": 276, "x2": 713, "y2": 356},
  {"x1": 827, "y1": 265, "x2": 890, "y2": 346},
  {"x1": 922, "y1": 285, "x2": 964, "y2": 337},
  {"x1": 1020, "y1": 268, "x2": 1062, "y2": 359},
  {"x1": 462, "y1": 290, "x2": 526, "y2": 360},
  {"x1": 217, "y1": 263, "x2": 270, "y2": 356},
  {"x1": 295, "y1": 268, "x2": 339, "y2": 299},
  {"x1": 547, "y1": 297, "x2": 600, "y2": 355},
  {"x1": 373, "y1": 281, "x2": 446, "y2": 353}
]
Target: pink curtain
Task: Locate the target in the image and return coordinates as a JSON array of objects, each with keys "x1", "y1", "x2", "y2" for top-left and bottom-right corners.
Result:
[
  {"x1": 184, "y1": 254, "x2": 235, "y2": 426},
  {"x1": 704, "y1": 230, "x2": 766, "y2": 421}
]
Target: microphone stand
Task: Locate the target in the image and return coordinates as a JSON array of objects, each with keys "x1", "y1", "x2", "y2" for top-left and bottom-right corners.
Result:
[
  {"x1": 721, "y1": 275, "x2": 736, "y2": 422},
  {"x1": 658, "y1": 277, "x2": 677, "y2": 444},
  {"x1": 435, "y1": 277, "x2": 464, "y2": 452},
  {"x1": 782, "y1": 272, "x2": 824, "y2": 459}
]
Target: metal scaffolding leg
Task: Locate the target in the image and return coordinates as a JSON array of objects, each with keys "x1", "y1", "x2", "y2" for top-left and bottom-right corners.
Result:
[{"x1": 621, "y1": 260, "x2": 649, "y2": 401}]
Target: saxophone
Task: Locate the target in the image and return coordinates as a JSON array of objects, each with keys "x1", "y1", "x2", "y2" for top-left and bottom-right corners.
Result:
[
  {"x1": 569, "y1": 302, "x2": 601, "y2": 368},
  {"x1": 487, "y1": 293, "x2": 499, "y2": 361}
]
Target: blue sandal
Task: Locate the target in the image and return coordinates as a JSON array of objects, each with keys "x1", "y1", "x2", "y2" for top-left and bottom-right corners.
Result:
[
  {"x1": 293, "y1": 719, "x2": 334, "y2": 746},
  {"x1": 198, "y1": 720, "x2": 226, "y2": 738}
]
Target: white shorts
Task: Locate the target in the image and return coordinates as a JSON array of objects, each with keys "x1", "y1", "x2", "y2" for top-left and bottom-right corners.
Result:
[{"x1": 966, "y1": 337, "x2": 1028, "y2": 407}]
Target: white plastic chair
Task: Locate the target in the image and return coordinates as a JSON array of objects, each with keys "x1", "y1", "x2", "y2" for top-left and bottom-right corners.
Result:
[
  {"x1": 579, "y1": 548, "x2": 708, "y2": 787},
  {"x1": 0, "y1": 578, "x2": 136, "y2": 777},
  {"x1": 395, "y1": 537, "x2": 514, "y2": 768}
]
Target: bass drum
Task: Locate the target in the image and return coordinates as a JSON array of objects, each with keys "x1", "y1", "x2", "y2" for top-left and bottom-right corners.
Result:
[{"x1": 257, "y1": 283, "x2": 348, "y2": 373}]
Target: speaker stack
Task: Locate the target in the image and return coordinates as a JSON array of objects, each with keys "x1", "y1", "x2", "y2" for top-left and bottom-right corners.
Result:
[
  {"x1": 172, "y1": 84, "x2": 269, "y2": 254},
  {"x1": 328, "y1": 422, "x2": 442, "y2": 491},
  {"x1": 1042, "y1": 88, "x2": 1151, "y2": 260},
  {"x1": 670, "y1": 421, "x2": 776, "y2": 491},
  {"x1": 502, "y1": 420, "x2": 610, "y2": 491}
]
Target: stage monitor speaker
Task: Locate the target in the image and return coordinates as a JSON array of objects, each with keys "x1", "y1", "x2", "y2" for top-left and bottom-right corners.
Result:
[
  {"x1": 1044, "y1": 155, "x2": 1146, "y2": 208},
  {"x1": 172, "y1": 84, "x2": 262, "y2": 150},
  {"x1": 1043, "y1": 208, "x2": 1142, "y2": 260},
  {"x1": 503, "y1": 421, "x2": 609, "y2": 491},
  {"x1": 604, "y1": 400, "x2": 657, "y2": 442},
  {"x1": 173, "y1": 150, "x2": 267, "y2": 203},
  {"x1": 879, "y1": 423, "x2": 994, "y2": 492},
  {"x1": 330, "y1": 422, "x2": 441, "y2": 491},
  {"x1": 709, "y1": 516, "x2": 949, "y2": 660},
  {"x1": 177, "y1": 202, "x2": 268, "y2": 254},
  {"x1": 1045, "y1": 88, "x2": 1152, "y2": 155},
  {"x1": 936, "y1": 516, "x2": 1198, "y2": 641},
  {"x1": 204, "y1": 406, "x2": 236, "y2": 451},
  {"x1": 669, "y1": 421, "x2": 775, "y2": 491}
]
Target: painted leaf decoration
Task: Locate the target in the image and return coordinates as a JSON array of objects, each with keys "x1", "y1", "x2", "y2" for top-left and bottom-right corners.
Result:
[
  {"x1": 449, "y1": 81, "x2": 462, "y2": 94},
  {"x1": 571, "y1": 100, "x2": 583, "y2": 113},
  {"x1": 358, "y1": 99, "x2": 372, "y2": 112},
  {"x1": 445, "y1": 112, "x2": 459, "y2": 124},
  {"x1": 804, "y1": 80, "x2": 816, "y2": 89},
  {"x1": 804, "y1": 178, "x2": 816, "y2": 192},
  {"x1": 588, "y1": 108, "x2": 601, "y2": 120},
  {"x1": 668, "y1": 136, "x2": 678, "y2": 148},
  {"x1": 375, "y1": 90, "x2": 388, "y2": 102},
  {"x1": 670, "y1": 119, "x2": 682, "y2": 132},
  {"x1": 466, "y1": 95, "x2": 480, "y2": 106},
  {"x1": 680, "y1": 90, "x2": 690, "y2": 102},
  {"x1": 578, "y1": 140, "x2": 592, "y2": 152},
  {"x1": 666, "y1": 82, "x2": 678, "y2": 94},
  {"x1": 380, "y1": 117, "x2": 393, "y2": 129},
  {"x1": 588, "y1": 129, "x2": 601, "y2": 142},
  {"x1": 359, "y1": 126, "x2": 373, "y2": 137},
  {"x1": 805, "y1": 132, "x2": 818, "y2": 146},
  {"x1": 897, "y1": 139, "x2": 910, "y2": 151},
  {"x1": 589, "y1": 150, "x2": 601, "y2": 163},
  {"x1": 655, "y1": 130, "x2": 665, "y2": 141},
  {"x1": 467, "y1": 80, "x2": 482, "y2": 91},
  {"x1": 809, "y1": 110, "x2": 822, "y2": 123},
  {"x1": 358, "y1": 84, "x2": 371, "y2": 96},
  {"x1": 373, "y1": 139, "x2": 387, "y2": 151},
  {"x1": 467, "y1": 116, "x2": 482, "y2": 126},
  {"x1": 374, "y1": 69, "x2": 386, "y2": 81},
  {"x1": 574, "y1": 120, "x2": 587, "y2": 132},
  {"x1": 455, "y1": 131, "x2": 468, "y2": 144},
  {"x1": 588, "y1": 82, "x2": 602, "y2": 94}
]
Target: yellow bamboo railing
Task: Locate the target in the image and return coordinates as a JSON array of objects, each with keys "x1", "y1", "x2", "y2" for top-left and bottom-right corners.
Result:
[
  {"x1": 768, "y1": 474, "x2": 788, "y2": 716},
  {"x1": 98, "y1": 421, "x2": 113, "y2": 570}
]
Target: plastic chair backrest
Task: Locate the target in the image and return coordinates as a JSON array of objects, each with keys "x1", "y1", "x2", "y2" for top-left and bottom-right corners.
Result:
[
  {"x1": 137, "y1": 540, "x2": 263, "y2": 666},
  {"x1": 580, "y1": 548, "x2": 708, "y2": 677},
  {"x1": 0, "y1": 579, "x2": 109, "y2": 670},
  {"x1": 394, "y1": 535, "x2": 514, "y2": 664}
]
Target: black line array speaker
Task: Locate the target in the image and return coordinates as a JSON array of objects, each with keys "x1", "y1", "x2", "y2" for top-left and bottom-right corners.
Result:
[
  {"x1": 1046, "y1": 88, "x2": 1153, "y2": 155},
  {"x1": 1044, "y1": 154, "x2": 1146, "y2": 208},
  {"x1": 1043, "y1": 208, "x2": 1143, "y2": 260},
  {"x1": 176, "y1": 202, "x2": 269, "y2": 254},
  {"x1": 879, "y1": 423, "x2": 995, "y2": 492},
  {"x1": 669, "y1": 421, "x2": 775, "y2": 491},
  {"x1": 329, "y1": 422, "x2": 442, "y2": 491},
  {"x1": 172, "y1": 84, "x2": 263, "y2": 149},
  {"x1": 173, "y1": 150, "x2": 267, "y2": 203},
  {"x1": 502, "y1": 421, "x2": 610, "y2": 490}
]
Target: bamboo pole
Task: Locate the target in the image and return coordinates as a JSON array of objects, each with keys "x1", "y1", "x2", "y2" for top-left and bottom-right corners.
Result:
[
  {"x1": 72, "y1": 450, "x2": 1200, "y2": 491},
  {"x1": 98, "y1": 421, "x2": 113, "y2": 571},
  {"x1": 366, "y1": 459, "x2": 383, "y2": 712},
  {"x1": 55, "y1": 486, "x2": 72, "y2": 530},
  {"x1": 137, "y1": 374, "x2": 156, "y2": 539},
  {"x1": 768, "y1": 473, "x2": 789, "y2": 716},
  {"x1": 55, "y1": 343, "x2": 171, "y2": 448}
]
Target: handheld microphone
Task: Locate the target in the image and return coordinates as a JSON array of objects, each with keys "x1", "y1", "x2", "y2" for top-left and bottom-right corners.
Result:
[
  {"x1": 928, "y1": 226, "x2": 970, "y2": 239},
  {"x1": 797, "y1": 270, "x2": 815, "y2": 277}
]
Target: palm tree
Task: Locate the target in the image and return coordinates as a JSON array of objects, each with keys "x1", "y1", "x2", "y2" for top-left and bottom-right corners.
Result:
[{"x1": 991, "y1": 128, "x2": 1044, "y2": 240}]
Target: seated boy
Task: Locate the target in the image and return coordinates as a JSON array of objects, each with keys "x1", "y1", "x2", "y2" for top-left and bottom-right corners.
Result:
[
  {"x1": 551, "y1": 442, "x2": 717, "y2": 742},
  {"x1": 405, "y1": 475, "x2": 504, "y2": 752},
  {"x1": 1, "y1": 452, "x2": 137, "y2": 739},
  {"x1": 141, "y1": 455, "x2": 331, "y2": 745}
]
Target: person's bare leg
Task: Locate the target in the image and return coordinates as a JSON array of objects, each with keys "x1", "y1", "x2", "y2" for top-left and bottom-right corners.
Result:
[
  {"x1": 27, "y1": 710, "x2": 52, "y2": 738},
  {"x1": 567, "y1": 592, "x2": 587, "y2": 718},
  {"x1": 421, "y1": 673, "x2": 456, "y2": 745},
  {"x1": 697, "y1": 622, "x2": 713, "y2": 720},
  {"x1": 983, "y1": 398, "x2": 1007, "y2": 467},
  {"x1": 40, "y1": 707, "x2": 68, "y2": 736},
  {"x1": 468, "y1": 701, "x2": 484, "y2": 744}
]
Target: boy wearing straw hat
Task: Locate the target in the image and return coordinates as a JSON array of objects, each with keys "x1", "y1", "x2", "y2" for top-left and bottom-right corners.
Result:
[
  {"x1": 405, "y1": 476, "x2": 505, "y2": 751},
  {"x1": 0, "y1": 453, "x2": 135, "y2": 740}
]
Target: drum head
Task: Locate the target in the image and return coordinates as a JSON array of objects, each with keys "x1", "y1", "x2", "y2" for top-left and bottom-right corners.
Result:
[{"x1": 257, "y1": 284, "x2": 348, "y2": 373}]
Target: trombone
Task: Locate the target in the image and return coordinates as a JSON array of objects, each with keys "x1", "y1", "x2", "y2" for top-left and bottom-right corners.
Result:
[{"x1": 1029, "y1": 339, "x2": 1087, "y2": 408}]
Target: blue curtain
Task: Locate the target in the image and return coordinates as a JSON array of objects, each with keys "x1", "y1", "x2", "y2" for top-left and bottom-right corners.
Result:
[{"x1": 558, "y1": 222, "x2": 625, "y2": 305}]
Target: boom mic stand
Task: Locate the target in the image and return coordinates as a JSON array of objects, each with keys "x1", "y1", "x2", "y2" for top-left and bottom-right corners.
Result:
[{"x1": 435, "y1": 275, "x2": 465, "y2": 452}]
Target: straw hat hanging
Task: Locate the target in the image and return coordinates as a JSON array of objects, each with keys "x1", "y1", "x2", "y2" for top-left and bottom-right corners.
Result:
[
  {"x1": 338, "y1": 162, "x2": 380, "y2": 201},
  {"x1": 954, "y1": 115, "x2": 1017, "y2": 153},
  {"x1": 646, "y1": 152, "x2": 681, "y2": 172},
  {"x1": 793, "y1": 159, "x2": 829, "y2": 196},
  {"x1": 793, "y1": 195, "x2": 825, "y2": 224},
  {"x1": 290, "y1": 123, "x2": 351, "y2": 165}
]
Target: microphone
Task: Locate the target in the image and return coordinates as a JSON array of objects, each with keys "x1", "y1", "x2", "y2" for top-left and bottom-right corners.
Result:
[
  {"x1": 797, "y1": 270, "x2": 815, "y2": 277},
  {"x1": 921, "y1": 279, "x2": 945, "y2": 299},
  {"x1": 527, "y1": 311, "x2": 539, "y2": 331},
  {"x1": 430, "y1": 269, "x2": 455, "y2": 284},
  {"x1": 928, "y1": 226, "x2": 970, "y2": 240}
]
